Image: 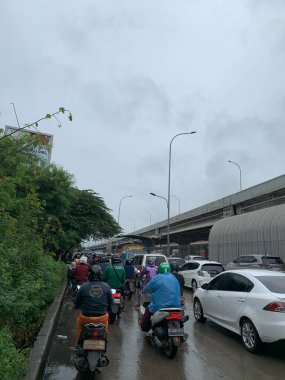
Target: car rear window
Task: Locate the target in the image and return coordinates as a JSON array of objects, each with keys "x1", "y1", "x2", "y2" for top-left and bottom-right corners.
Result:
[
  {"x1": 255, "y1": 276, "x2": 285, "y2": 293},
  {"x1": 201, "y1": 264, "x2": 224, "y2": 275},
  {"x1": 168, "y1": 258, "x2": 185, "y2": 266},
  {"x1": 148, "y1": 256, "x2": 167, "y2": 266},
  {"x1": 261, "y1": 256, "x2": 284, "y2": 264}
]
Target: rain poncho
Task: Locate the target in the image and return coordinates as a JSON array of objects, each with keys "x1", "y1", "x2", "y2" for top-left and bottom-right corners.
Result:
[{"x1": 143, "y1": 273, "x2": 180, "y2": 313}]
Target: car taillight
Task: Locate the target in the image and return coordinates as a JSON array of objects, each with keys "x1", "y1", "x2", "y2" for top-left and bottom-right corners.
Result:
[
  {"x1": 263, "y1": 302, "x2": 285, "y2": 312},
  {"x1": 113, "y1": 293, "x2": 120, "y2": 298},
  {"x1": 166, "y1": 312, "x2": 182, "y2": 320}
]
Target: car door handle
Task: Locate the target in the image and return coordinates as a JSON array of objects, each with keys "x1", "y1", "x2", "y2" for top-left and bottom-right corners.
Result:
[
  {"x1": 217, "y1": 294, "x2": 222, "y2": 298},
  {"x1": 238, "y1": 298, "x2": 245, "y2": 302}
]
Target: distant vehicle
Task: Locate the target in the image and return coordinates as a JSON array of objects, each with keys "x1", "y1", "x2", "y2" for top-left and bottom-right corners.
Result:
[
  {"x1": 120, "y1": 250, "x2": 147, "y2": 265},
  {"x1": 226, "y1": 255, "x2": 285, "y2": 272},
  {"x1": 193, "y1": 269, "x2": 285, "y2": 353},
  {"x1": 184, "y1": 255, "x2": 205, "y2": 262},
  {"x1": 131, "y1": 253, "x2": 168, "y2": 271},
  {"x1": 168, "y1": 257, "x2": 185, "y2": 268},
  {"x1": 179, "y1": 260, "x2": 224, "y2": 292}
]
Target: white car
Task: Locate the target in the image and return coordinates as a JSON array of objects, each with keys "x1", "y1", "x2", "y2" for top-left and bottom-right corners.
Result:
[
  {"x1": 184, "y1": 255, "x2": 205, "y2": 261},
  {"x1": 179, "y1": 260, "x2": 224, "y2": 291},
  {"x1": 131, "y1": 253, "x2": 168, "y2": 271},
  {"x1": 193, "y1": 269, "x2": 285, "y2": 353}
]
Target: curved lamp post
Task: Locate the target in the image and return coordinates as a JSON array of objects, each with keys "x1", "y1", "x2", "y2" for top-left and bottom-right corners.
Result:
[
  {"x1": 167, "y1": 132, "x2": 196, "y2": 255},
  {"x1": 118, "y1": 195, "x2": 133, "y2": 225},
  {"x1": 146, "y1": 211, "x2": 152, "y2": 225},
  {"x1": 150, "y1": 192, "x2": 168, "y2": 205},
  {"x1": 228, "y1": 160, "x2": 242, "y2": 191},
  {"x1": 130, "y1": 219, "x2": 136, "y2": 231}
]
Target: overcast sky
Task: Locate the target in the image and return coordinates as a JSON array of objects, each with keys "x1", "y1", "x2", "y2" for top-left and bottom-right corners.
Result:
[{"x1": 1, "y1": 0, "x2": 285, "y2": 235}]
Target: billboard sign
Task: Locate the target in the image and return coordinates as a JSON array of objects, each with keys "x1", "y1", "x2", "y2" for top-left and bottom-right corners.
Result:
[{"x1": 4, "y1": 125, "x2": 54, "y2": 163}]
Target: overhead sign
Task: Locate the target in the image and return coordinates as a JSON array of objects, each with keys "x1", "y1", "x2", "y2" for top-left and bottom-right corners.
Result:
[{"x1": 5, "y1": 125, "x2": 54, "y2": 163}]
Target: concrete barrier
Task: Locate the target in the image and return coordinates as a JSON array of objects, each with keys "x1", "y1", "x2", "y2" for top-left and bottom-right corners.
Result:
[{"x1": 23, "y1": 281, "x2": 67, "y2": 380}]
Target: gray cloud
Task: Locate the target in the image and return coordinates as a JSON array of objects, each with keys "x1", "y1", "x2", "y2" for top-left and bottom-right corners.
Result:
[{"x1": 1, "y1": 0, "x2": 285, "y2": 233}]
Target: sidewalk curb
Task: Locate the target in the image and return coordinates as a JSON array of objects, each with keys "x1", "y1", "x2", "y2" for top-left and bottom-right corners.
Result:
[{"x1": 23, "y1": 281, "x2": 68, "y2": 380}]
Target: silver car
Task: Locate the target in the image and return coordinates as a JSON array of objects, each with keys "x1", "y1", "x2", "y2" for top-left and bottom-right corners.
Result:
[{"x1": 226, "y1": 255, "x2": 285, "y2": 271}]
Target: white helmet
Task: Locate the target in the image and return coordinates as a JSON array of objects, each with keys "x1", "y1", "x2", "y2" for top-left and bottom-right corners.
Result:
[{"x1": 80, "y1": 256, "x2": 88, "y2": 264}]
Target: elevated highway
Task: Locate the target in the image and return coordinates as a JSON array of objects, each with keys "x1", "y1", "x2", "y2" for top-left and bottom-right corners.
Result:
[{"x1": 94, "y1": 174, "x2": 285, "y2": 254}]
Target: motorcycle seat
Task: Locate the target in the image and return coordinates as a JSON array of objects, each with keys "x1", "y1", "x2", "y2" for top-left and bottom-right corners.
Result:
[
  {"x1": 157, "y1": 308, "x2": 183, "y2": 312},
  {"x1": 85, "y1": 322, "x2": 106, "y2": 328}
]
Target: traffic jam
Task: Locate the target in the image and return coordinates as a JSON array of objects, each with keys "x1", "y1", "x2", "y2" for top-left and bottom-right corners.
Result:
[{"x1": 44, "y1": 250, "x2": 285, "y2": 379}]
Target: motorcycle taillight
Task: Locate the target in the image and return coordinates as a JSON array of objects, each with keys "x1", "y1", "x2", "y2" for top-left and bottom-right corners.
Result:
[
  {"x1": 166, "y1": 312, "x2": 183, "y2": 320},
  {"x1": 113, "y1": 293, "x2": 120, "y2": 298},
  {"x1": 92, "y1": 329, "x2": 100, "y2": 338}
]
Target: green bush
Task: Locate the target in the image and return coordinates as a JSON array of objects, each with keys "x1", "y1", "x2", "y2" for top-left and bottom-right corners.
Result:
[
  {"x1": 0, "y1": 246, "x2": 65, "y2": 343},
  {"x1": 0, "y1": 328, "x2": 26, "y2": 380}
]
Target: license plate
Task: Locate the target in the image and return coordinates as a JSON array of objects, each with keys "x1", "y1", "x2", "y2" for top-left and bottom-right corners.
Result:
[
  {"x1": 83, "y1": 339, "x2": 106, "y2": 350},
  {"x1": 168, "y1": 323, "x2": 184, "y2": 337},
  {"x1": 111, "y1": 304, "x2": 119, "y2": 313},
  {"x1": 114, "y1": 299, "x2": 120, "y2": 304}
]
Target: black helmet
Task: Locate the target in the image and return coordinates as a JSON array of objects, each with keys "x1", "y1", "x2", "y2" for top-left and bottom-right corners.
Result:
[
  {"x1": 89, "y1": 265, "x2": 102, "y2": 281},
  {"x1": 111, "y1": 255, "x2": 121, "y2": 264},
  {"x1": 170, "y1": 262, "x2": 180, "y2": 273}
]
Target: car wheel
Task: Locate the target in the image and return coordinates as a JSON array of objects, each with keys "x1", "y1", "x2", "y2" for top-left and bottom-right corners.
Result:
[
  {"x1": 193, "y1": 298, "x2": 206, "y2": 323},
  {"x1": 191, "y1": 280, "x2": 198, "y2": 292},
  {"x1": 240, "y1": 319, "x2": 262, "y2": 353}
]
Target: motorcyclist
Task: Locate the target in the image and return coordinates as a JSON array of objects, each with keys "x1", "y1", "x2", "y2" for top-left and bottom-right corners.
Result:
[
  {"x1": 74, "y1": 252, "x2": 81, "y2": 266},
  {"x1": 170, "y1": 262, "x2": 185, "y2": 296},
  {"x1": 124, "y1": 259, "x2": 136, "y2": 297},
  {"x1": 72, "y1": 256, "x2": 90, "y2": 286},
  {"x1": 139, "y1": 262, "x2": 180, "y2": 332},
  {"x1": 135, "y1": 258, "x2": 158, "y2": 307},
  {"x1": 99, "y1": 256, "x2": 112, "y2": 271},
  {"x1": 102, "y1": 255, "x2": 126, "y2": 294},
  {"x1": 75, "y1": 265, "x2": 113, "y2": 337},
  {"x1": 124, "y1": 259, "x2": 135, "y2": 280}
]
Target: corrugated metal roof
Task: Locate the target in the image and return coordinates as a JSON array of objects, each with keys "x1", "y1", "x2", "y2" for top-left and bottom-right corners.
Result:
[{"x1": 209, "y1": 204, "x2": 285, "y2": 263}]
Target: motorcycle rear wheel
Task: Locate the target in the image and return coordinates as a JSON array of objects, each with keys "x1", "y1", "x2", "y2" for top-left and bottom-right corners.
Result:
[
  {"x1": 127, "y1": 291, "x2": 133, "y2": 300},
  {"x1": 164, "y1": 337, "x2": 178, "y2": 359},
  {"x1": 109, "y1": 313, "x2": 116, "y2": 324},
  {"x1": 81, "y1": 369, "x2": 96, "y2": 380}
]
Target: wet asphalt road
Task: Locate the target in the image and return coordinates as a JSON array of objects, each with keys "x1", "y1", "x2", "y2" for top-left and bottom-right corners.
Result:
[{"x1": 43, "y1": 289, "x2": 285, "y2": 380}]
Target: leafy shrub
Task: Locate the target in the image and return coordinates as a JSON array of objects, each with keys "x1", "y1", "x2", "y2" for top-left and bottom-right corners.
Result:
[
  {"x1": 0, "y1": 328, "x2": 26, "y2": 380},
  {"x1": 0, "y1": 246, "x2": 65, "y2": 346}
]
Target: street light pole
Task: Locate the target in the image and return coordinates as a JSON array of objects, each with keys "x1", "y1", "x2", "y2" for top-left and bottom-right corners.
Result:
[
  {"x1": 228, "y1": 160, "x2": 242, "y2": 191},
  {"x1": 172, "y1": 194, "x2": 181, "y2": 214},
  {"x1": 131, "y1": 219, "x2": 136, "y2": 231},
  {"x1": 118, "y1": 195, "x2": 133, "y2": 225},
  {"x1": 167, "y1": 132, "x2": 196, "y2": 256},
  {"x1": 146, "y1": 211, "x2": 152, "y2": 225}
]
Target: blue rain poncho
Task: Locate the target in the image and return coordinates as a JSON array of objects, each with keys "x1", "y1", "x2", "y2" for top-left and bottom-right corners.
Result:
[{"x1": 143, "y1": 273, "x2": 180, "y2": 313}]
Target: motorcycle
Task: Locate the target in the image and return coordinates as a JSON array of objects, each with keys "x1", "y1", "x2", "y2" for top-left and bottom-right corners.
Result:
[
  {"x1": 140, "y1": 302, "x2": 189, "y2": 359},
  {"x1": 124, "y1": 279, "x2": 136, "y2": 300},
  {"x1": 109, "y1": 289, "x2": 124, "y2": 324},
  {"x1": 73, "y1": 322, "x2": 109, "y2": 379}
]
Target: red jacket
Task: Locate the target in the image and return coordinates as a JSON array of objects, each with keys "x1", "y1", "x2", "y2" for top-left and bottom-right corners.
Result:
[{"x1": 73, "y1": 263, "x2": 89, "y2": 282}]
